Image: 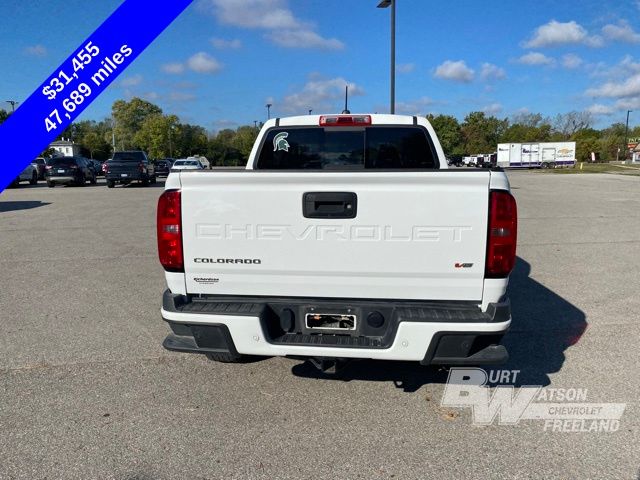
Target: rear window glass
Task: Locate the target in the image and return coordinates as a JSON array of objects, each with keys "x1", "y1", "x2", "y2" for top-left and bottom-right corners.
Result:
[
  {"x1": 256, "y1": 127, "x2": 437, "y2": 170},
  {"x1": 48, "y1": 157, "x2": 77, "y2": 166},
  {"x1": 112, "y1": 151, "x2": 145, "y2": 162}
]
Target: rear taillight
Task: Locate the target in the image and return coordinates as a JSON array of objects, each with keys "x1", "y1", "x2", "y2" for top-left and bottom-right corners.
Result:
[
  {"x1": 69, "y1": 164, "x2": 78, "y2": 169},
  {"x1": 102, "y1": 163, "x2": 109, "y2": 173},
  {"x1": 138, "y1": 162, "x2": 145, "y2": 173},
  {"x1": 45, "y1": 165, "x2": 52, "y2": 170},
  {"x1": 485, "y1": 190, "x2": 517, "y2": 278},
  {"x1": 319, "y1": 115, "x2": 371, "y2": 126},
  {"x1": 157, "y1": 190, "x2": 183, "y2": 272}
]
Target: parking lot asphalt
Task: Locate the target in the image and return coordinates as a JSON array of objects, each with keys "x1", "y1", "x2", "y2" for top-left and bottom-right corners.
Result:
[{"x1": 0, "y1": 172, "x2": 638, "y2": 480}]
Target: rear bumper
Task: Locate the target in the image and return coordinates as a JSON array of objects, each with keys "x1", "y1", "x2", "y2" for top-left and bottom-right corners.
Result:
[
  {"x1": 46, "y1": 175, "x2": 78, "y2": 183},
  {"x1": 105, "y1": 172, "x2": 147, "y2": 181},
  {"x1": 160, "y1": 291, "x2": 511, "y2": 365}
]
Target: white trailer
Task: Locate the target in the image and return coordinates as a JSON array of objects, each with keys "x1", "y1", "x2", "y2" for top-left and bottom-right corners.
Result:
[{"x1": 497, "y1": 142, "x2": 576, "y2": 168}]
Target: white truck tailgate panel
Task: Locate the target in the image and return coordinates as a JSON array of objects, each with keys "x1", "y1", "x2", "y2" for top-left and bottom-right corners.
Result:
[{"x1": 180, "y1": 171, "x2": 490, "y2": 301}]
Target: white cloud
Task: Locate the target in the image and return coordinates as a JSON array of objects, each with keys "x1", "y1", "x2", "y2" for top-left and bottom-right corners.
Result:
[
  {"x1": 393, "y1": 97, "x2": 435, "y2": 115},
  {"x1": 523, "y1": 20, "x2": 602, "y2": 48},
  {"x1": 206, "y1": 0, "x2": 344, "y2": 50},
  {"x1": 517, "y1": 52, "x2": 555, "y2": 66},
  {"x1": 396, "y1": 63, "x2": 415, "y2": 74},
  {"x1": 480, "y1": 63, "x2": 506, "y2": 81},
  {"x1": 586, "y1": 104, "x2": 614, "y2": 116},
  {"x1": 587, "y1": 55, "x2": 640, "y2": 79},
  {"x1": 120, "y1": 74, "x2": 143, "y2": 87},
  {"x1": 615, "y1": 97, "x2": 640, "y2": 110},
  {"x1": 210, "y1": 37, "x2": 243, "y2": 49},
  {"x1": 586, "y1": 74, "x2": 640, "y2": 98},
  {"x1": 434, "y1": 60, "x2": 474, "y2": 83},
  {"x1": 602, "y1": 21, "x2": 640, "y2": 44},
  {"x1": 162, "y1": 63, "x2": 185, "y2": 74},
  {"x1": 266, "y1": 30, "x2": 344, "y2": 50},
  {"x1": 208, "y1": 0, "x2": 300, "y2": 29},
  {"x1": 186, "y1": 52, "x2": 222, "y2": 74},
  {"x1": 24, "y1": 44, "x2": 47, "y2": 56},
  {"x1": 482, "y1": 103, "x2": 503, "y2": 115},
  {"x1": 562, "y1": 53, "x2": 583, "y2": 69},
  {"x1": 279, "y1": 75, "x2": 364, "y2": 114}
]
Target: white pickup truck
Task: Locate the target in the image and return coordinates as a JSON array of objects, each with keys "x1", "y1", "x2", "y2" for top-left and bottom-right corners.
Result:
[{"x1": 157, "y1": 114, "x2": 517, "y2": 369}]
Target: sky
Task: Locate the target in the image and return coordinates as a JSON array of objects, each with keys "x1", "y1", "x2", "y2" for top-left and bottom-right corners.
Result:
[{"x1": 1, "y1": 0, "x2": 640, "y2": 131}]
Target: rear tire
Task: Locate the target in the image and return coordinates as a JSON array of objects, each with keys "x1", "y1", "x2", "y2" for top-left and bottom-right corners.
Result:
[
  {"x1": 90, "y1": 173, "x2": 97, "y2": 184},
  {"x1": 151, "y1": 175, "x2": 157, "y2": 184},
  {"x1": 47, "y1": 180, "x2": 55, "y2": 188},
  {"x1": 30, "y1": 172, "x2": 38, "y2": 185},
  {"x1": 107, "y1": 180, "x2": 115, "y2": 188},
  {"x1": 141, "y1": 177, "x2": 149, "y2": 187},
  {"x1": 77, "y1": 174, "x2": 86, "y2": 186}
]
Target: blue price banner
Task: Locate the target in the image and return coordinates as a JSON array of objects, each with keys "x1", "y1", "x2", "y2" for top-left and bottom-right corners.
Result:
[{"x1": 0, "y1": 0, "x2": 193, "y2": 193}]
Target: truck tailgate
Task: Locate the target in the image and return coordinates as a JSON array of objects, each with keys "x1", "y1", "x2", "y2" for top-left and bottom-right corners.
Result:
[{"x1": 180, "y1": 171, "x2": 490, "y2": 301}]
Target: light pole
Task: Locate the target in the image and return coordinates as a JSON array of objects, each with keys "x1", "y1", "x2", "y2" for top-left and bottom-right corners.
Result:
[
  {"x1": 266, "y1": 103, "x2": 272, "y2": 120},
  {"x1": 111, "y1": 117, "x2": 116, "y2": 152},
  {"x1": 5, "y1": 100, "x2": 19, "y2": 112},
  {"x1": 168, "y1": 125, "x2": 175, "y2": 158},
  {"x1": 624, "y1": 110, "x2": 632, "y2": 162},
  {"x1": 377, "y1": 0, "x2": 395, "y2": 114}
]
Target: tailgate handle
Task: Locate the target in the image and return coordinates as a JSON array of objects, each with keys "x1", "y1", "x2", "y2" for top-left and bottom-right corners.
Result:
[{"x1": 303, "y1": 192, "x2": 357, "y2": 219}]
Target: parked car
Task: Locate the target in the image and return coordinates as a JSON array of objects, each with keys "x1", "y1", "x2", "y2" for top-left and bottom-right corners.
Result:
[
  {"x1": 45, "y1": 156, "x2": 97, "y2": 187},
  {"x1": 154, "y1": 158, "x2": 173, "y2": 177},
  {"x1": 171, "y1": 159, "x2": 203, "y2": 171},
  {"x1": 31, "y1": 157, "x2": 47, "y2": 180},
  {"x1": 10, "y1": 163, "x2": 38, "y2": 187},
  {"x1": 187, "y1": 155, "x2": 210, "y2": 169},
  {"x1": 104, "y1": 151, "x2": 156, "y2": 188}
]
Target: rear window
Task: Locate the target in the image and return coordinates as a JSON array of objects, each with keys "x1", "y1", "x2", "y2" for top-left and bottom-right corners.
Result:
[
  {"x1": 48, "y1": 157, "x2": 77, "y2": 166},
  {"x1": 256, "y1": 126, "x2": 437, "y2": 170},
  {"x1": 112, "y1": 151, "x2": 145, "y2": 162}
]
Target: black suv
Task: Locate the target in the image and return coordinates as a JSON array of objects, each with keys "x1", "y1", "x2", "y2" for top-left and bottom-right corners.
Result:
[
  {"x1": 154, "y1": 158, "x2": 173, "y2": 177},
  {"x1": 104, "y1": 151, "x2": 156, "y2": 188},
  {"x1": 45, "y1": 156, "x2": 97, "y2": 187}
]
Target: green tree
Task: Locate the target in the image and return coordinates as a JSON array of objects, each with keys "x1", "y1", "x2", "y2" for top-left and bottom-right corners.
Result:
[
  {"x1": 571, "y1": 128, "x2": 601, "y2": 162},
  {"x1": 112, "y1": 98, "x2": 163, "y2": 150},
  {"x1": 0, "y1": 109, "x2": 9, "y2": 125},
  {"x1": 598, "y1": 123, "x2": 625, "y2": 162},
  {"x1": 134, "y1": 114, "x2": 179, "y2": 158},
  {"x1": 174, "y1": 123, "x2": 208, "y2": 158},
  {"x1": 207, "y1": 129, "x2": 244, "y2": 166},
  {"x1": 232, "y1": 126, "x2": 259, "y2": 159},
  {"x1": 461, "y1": 112, "x2": 507, "y2": 154},
  {"x1": 82, "y1": 130, "x2": 110, "y2": 159},
  {"x1": 426, "y1": 114, "x2": 463, "y2": 156}
]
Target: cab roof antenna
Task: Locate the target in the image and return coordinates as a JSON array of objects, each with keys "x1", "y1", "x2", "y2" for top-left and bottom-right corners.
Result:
[{"x1": 341, "y1": 85, "x2": 350, "y2": 114}]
